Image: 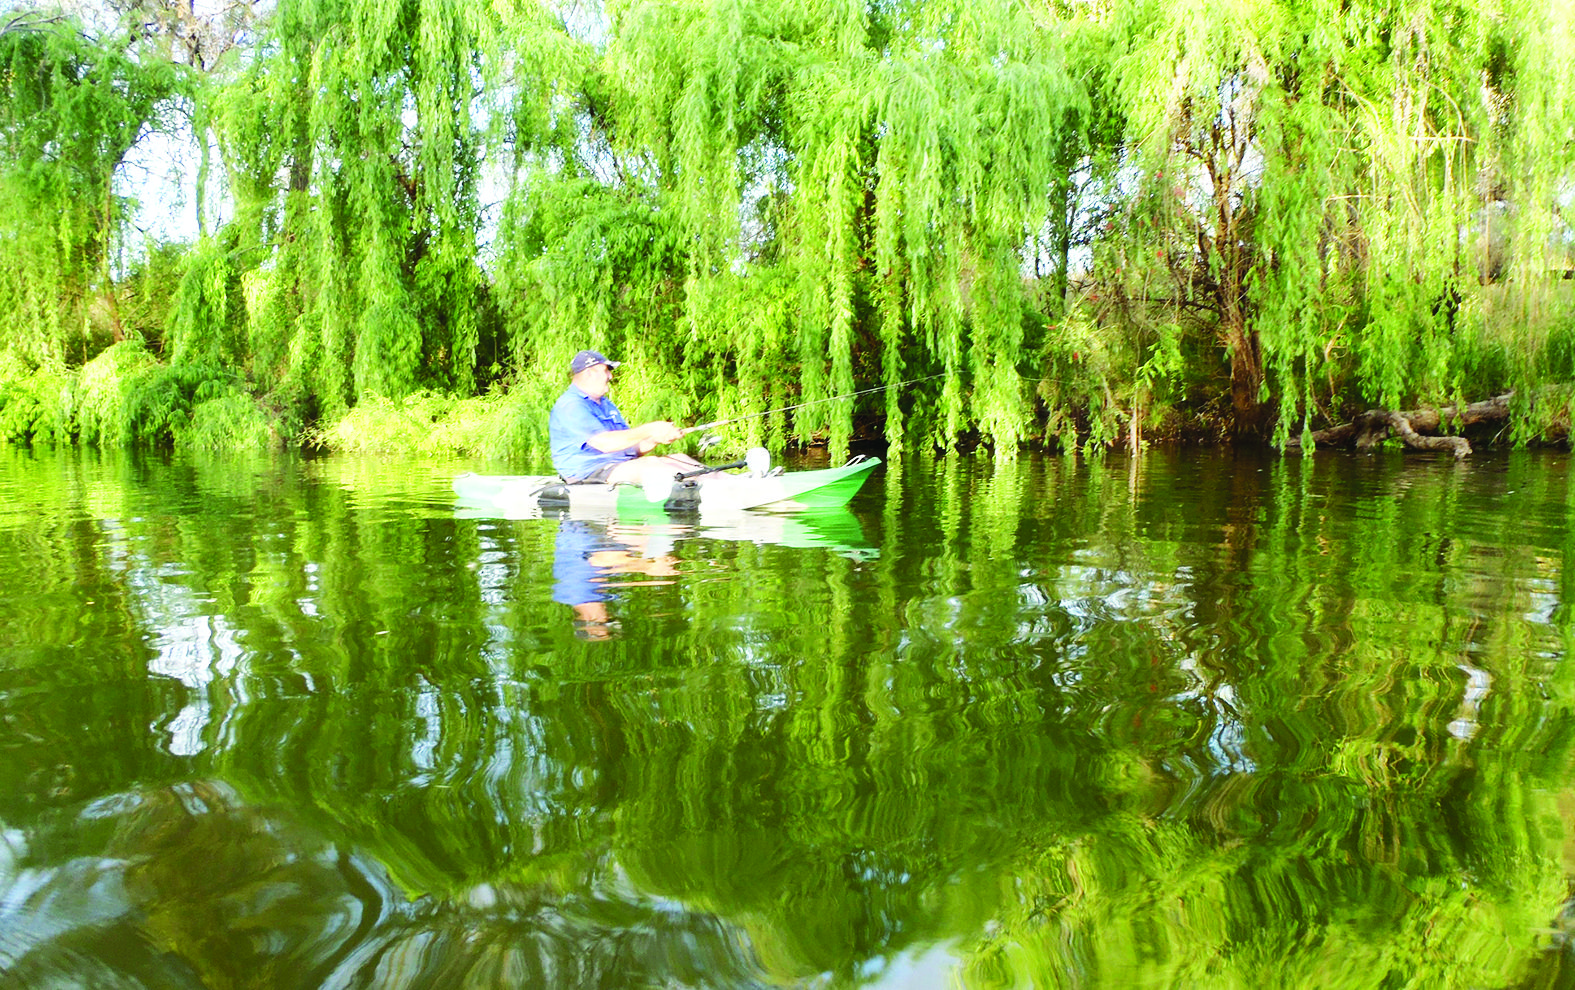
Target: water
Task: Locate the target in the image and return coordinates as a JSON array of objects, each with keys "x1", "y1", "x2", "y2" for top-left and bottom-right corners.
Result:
[{"x1": 2, "y1": 445, "x2": 1574, "y2": 989}]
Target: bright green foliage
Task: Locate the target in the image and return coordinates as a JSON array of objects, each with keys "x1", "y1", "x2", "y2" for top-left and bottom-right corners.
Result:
[
  {"x1": 0, "y1": 335, "x2": 277, "y2": 447},
  {"x1": 0, "y1": 11, "x2": 178, "y2": 371},
  {"x1": 72, "y1": 339, "x2": 159, "y2": 444},
  {"x1": 119, "y1": 361, "x2": 255, "y2": 446},
  {"x1": 167, "y1": 234, "x2": 245, "y2": 367},
  {"x1": 214, "y1": 0, "x2": 500, "y2": 417},
  {"x1": 1089, "y1": 0, "x2": 1575, "y2": 443},
  {"x1": 113, "y1": 240, "x2": 188, "y2": 351},
  {"x1": 303, "y1": 388, "x2": 541, "y2": 458},
  {"x1": 182, "y1": 387, "x2": 278, "y2": 449},
  {"x1": 494, "y1": 174, "x2": 691, "y2": 419},
  {"x1": 0, "y1": 361, "x2": 72, "y2": 442},
  {"x1": 2, "y1": 0, "x2": 1575, "y2": 453},
  {"x1": 575, "y1": 0, "x2": 1089, "y2": 453}
]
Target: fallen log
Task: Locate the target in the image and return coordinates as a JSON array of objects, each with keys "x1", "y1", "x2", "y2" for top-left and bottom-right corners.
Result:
[{"x1": 1290, "y1": 392, "x2": 1515, "y2": 459}]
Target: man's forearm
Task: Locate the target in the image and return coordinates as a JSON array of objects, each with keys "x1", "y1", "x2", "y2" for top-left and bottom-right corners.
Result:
[{"x1": 586, "y1": 423, "x2": 665, "y2": 453}]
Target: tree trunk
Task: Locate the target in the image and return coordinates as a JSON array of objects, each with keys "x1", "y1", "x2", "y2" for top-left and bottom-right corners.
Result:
[
  {"x1": 1205, "y1": 113, "x2": 1267, "y2": 442},
  {"x1": 1225, "y1": 320, "x2": 1265, "y2": 440},
  {"x1": 1288, "y1": 393, "x2": 1518, "y2": 458}
]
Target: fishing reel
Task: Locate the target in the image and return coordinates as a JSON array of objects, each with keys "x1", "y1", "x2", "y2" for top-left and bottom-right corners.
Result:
[
  {"x1": 745, "y1": 446, "x2": 771, "y2": 477},
  {"x1": 695, "y1": 435, "x2": 774, "y2": 476}
]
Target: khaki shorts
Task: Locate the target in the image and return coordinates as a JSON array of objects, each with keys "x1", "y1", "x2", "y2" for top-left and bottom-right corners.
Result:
[{"x1": 566, "y1": 462, "x2": 618, "y2": 484}]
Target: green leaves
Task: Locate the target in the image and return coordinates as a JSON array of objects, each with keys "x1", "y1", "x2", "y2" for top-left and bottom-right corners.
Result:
[
  {"x1": 0, "y1": 12, "x2": 180, "y2": 371},
  {"x1": 3, "y1": 0, "x2": 1575, "y2": 453}
]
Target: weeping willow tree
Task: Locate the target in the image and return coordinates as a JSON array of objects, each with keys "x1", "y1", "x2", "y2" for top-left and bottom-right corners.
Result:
[
  {"x1": 502, "y1": 0, "x2": 1575, "y2": 453},
  {"x1": 496, "y1": 0, "x2": 1091, "y2": 454},
  {"x1": 1089, "y1": 0, "x2": 1575, "y2": 443},
  {"x1": 2, "y1": 0, "x2": 1574, "y2": 453},
  {"x1": 0, "y1": 8, "x2": 178, "y2": 369},
  {"x1": 202, "y1": 0, "x2": 512, "y2": 418}
]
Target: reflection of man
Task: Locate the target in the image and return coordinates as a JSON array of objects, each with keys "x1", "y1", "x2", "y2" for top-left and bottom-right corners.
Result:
[
  {"x1": 549, "y1": 350, "x2": 704, "y2": 487},
  {"x1": 552, "y1": 518, "x2": 680, "y2": 640}
]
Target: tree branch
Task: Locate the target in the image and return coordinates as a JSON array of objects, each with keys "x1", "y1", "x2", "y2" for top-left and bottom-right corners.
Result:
[
  {"x1": 2, "y1": 12, "x2": 66, "y2": 36},
  {"x1": 1289, "y1": 393, "x2": 1515, "y2": 458}
]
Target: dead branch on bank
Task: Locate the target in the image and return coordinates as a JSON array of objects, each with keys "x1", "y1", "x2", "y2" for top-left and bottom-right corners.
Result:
[{"x1": 1289, "y1": 392, "x2": 1517, "y2": 459}]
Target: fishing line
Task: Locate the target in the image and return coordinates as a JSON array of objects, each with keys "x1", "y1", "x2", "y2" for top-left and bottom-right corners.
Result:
[{"x1": 679, "y1": 371, "x2": 956, "y2": 436}]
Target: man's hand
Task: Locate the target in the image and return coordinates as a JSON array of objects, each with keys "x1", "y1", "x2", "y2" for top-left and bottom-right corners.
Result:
[{"x1": 641, "y1": 420, "x2": 682, "y2": 445}]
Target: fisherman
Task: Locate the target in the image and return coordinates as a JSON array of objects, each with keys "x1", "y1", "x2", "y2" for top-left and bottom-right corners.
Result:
[{"x1": 548, "y1": 349, "x2": 704, "y2": 486}]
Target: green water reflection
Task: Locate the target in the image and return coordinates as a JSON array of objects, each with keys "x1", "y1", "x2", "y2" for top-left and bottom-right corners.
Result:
[{"x1": 2, "y1": 447, "x2": 1574, "y2": 988}]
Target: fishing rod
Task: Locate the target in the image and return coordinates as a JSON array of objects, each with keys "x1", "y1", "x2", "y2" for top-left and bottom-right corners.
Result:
[{"x1": 678, "y1": 371, "x2": 953, "y2": 436}]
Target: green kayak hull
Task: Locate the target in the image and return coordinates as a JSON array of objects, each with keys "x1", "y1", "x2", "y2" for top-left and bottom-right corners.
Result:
[{"x1": 453, "y1": 456, "x2": 881, "y2": 516}]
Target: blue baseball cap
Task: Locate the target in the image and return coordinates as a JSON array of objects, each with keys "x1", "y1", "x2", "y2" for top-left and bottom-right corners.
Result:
[{"x1": 569, "y1": 349, "x2": 620, "y2": 375}]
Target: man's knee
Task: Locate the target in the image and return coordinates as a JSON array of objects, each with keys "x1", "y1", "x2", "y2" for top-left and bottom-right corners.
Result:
[{"x1": 607, "y1": 454, "x2": 707, "y2": 488}]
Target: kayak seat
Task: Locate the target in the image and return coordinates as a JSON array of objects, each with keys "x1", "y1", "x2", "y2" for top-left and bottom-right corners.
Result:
[
  {"x1": 663, "y1": 479, "x2": 703, "y2": 512},
  {"x1": 537, "y1": 482, "x2": 573, "y2": 507}
]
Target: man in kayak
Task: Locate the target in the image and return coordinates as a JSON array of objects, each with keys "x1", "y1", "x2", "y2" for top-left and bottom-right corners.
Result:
[{"x1": 549, "y1": 349, "x2": 704, "y2": 485}]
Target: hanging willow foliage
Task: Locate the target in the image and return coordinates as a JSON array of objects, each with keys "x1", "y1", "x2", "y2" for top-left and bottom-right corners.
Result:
[
  {"x1": 203, "y1": 0, "x2": 508, "y2": 416},
  {"x1": 571, "y1": 0, "x2": 1090, "y2": 453},
  {"x1": 1, "y1": 0, "x2": 1573, "y2": 452},
  {"x1": 0, "y1": 11, "x2": 178, "y2": 371},
  {"x1": 1091, "y1": 0, "x2": 1575, "y2": 443}
]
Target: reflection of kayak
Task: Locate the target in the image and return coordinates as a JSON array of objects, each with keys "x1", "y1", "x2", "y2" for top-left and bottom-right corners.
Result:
[
  {"x1": 459, "y1": 487, "x2": 878, "y2": 560},
  {"x1": 453, "y1": 456, "x2": 881, "y2": 515},
  {"x1": 683, "y1": 504, "x2": 875, "y2": 557},
  {"x1": 549, "y1": 507, "x2": 877, "y2": 598}
]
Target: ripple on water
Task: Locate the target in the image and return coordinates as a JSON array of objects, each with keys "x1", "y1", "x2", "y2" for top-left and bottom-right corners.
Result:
[{"x1": 4, "y1": 449, "x2": 1575, "y2": 987}]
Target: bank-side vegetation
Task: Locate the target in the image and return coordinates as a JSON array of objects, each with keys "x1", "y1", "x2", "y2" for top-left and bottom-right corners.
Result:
[{"x1": 1, "y1": 0, "x2": 1572, "y2": 459}]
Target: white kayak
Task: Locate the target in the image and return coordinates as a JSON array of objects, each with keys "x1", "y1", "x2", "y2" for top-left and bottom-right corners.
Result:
[{"x1": 452, "y1": 454, "x2": 881, "y2": 517}]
